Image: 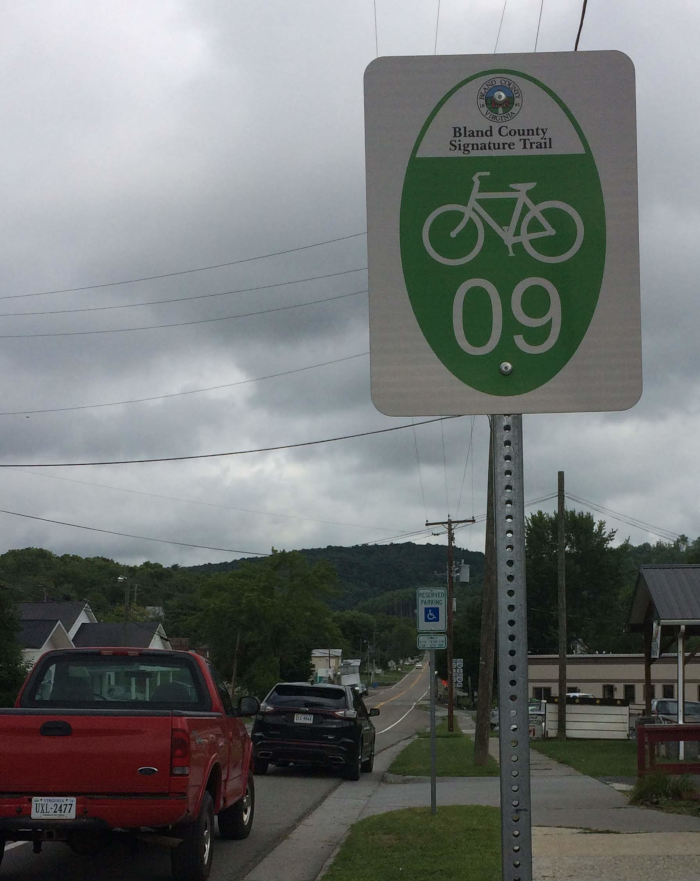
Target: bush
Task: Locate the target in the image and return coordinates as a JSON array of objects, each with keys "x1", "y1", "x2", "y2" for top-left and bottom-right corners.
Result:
[{"x1": 630, "y1": 772, "x2": 698, "y2": 805}]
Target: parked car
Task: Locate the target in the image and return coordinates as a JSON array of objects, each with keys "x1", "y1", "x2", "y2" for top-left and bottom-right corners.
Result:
[
  {"x1": 0, "y1": 647, "x2": 260, "y2": 881},
  {"x1": 252, "y1": 682, "x2": 379, "y2": 780},
  {"x1": 490, "y1": 699, "x2": 546, "y2": 731},
  {"x1": 356, "y1": 683, "x2": 369, "y2": 696},
  {"x1": 651, "y1": 699, "x2": 700, "y2": 723},
  {"x1": 415, "y1": 663, "x2": 423, "y2": 669}
]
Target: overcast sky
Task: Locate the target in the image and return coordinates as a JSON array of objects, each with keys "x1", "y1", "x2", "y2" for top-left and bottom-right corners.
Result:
[{"x1": 0, "y1": 0, "x2": 694, "y2": 569}]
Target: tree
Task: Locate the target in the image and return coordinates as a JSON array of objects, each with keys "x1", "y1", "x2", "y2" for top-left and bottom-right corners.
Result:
[
  {"x1": 0, "y1": 589, "x2": 28, "y2": 707},
  {"x1": 200, "y1": 551, "x2": 342, "y2": 698},
  {"x1": 526, "y1": 509, "x2": 629, "y2": 654}
]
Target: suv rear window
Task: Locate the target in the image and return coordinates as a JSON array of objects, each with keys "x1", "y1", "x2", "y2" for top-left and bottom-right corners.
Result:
[
  {"x1": 23, "y1": 653, "x2": 211, "y2": 711},
  {"x1": 656, "y1": 700, "x2": 700, "y2": 715},
  {"x1": 266, "y1": 684, "x2": 347, "y2": 709}
]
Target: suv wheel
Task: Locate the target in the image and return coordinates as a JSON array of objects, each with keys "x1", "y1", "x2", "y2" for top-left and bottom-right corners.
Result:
[
  {"x1": 361, "y1": 742, "x2": 375, "y2": 773},
  {"x1": 344, "y1": 740, "x2": 363, "y2": 781},
  {"x1": 218, "y1": 776, "x2": 254, "y2": 840},
  {"x1": 171, "y1": 791, "x2": 214, "y2": 881},
  {"x1": 253, "y1": 758, "x2": 268, "y2": 775}
]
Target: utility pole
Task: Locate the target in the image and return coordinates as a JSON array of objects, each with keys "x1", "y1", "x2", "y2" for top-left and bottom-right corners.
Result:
[
  {"x1": 557, "y1": 471, "x2": 567, "y2": 739},
  {"x1": 118, "y1": 576, "x2": 130, "y2": 647},
  {"x1": 474, "y1": 423, "x2": 497, "y2": 765},
  {"x1": 426, "y1": 515, "x2": 475, "y2": 732}
]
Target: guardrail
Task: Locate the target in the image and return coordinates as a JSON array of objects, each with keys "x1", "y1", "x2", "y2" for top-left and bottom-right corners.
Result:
[{"x1": 637, "y1": 722, "x2": 700, "y2": 777}]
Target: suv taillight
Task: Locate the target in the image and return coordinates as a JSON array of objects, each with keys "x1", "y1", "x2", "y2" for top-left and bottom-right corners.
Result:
[
  {"x1": 171, "y1": 730, "x2": 190, "y2": 776},
  {"x1": 333, "y1": 709, "x2": 358, "y2": 719}
]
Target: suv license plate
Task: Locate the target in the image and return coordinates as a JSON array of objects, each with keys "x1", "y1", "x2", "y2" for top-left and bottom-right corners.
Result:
[
  {"x1": 31, "y1": 797, "x2": 77, "y2": 819},
  {"x1": 294, "y1": 713, "x2": 314, "y2": 724}
]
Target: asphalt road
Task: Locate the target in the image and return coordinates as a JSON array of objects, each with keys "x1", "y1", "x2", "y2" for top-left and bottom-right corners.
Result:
[{"x1": 0, "y1": 665, "x2": 430, "y2": 881}]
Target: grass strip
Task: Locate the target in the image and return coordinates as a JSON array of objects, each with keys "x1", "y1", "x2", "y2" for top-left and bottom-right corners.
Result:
[
  {"x1": 531, "y1": 738, "x2": 637, "y2": 777},
  {"x1": 389, "y1": 719, "x2": 499, "y2": 777},
  {"x1": 322, "y1": 805, "x2": 501, "y2": 881}
]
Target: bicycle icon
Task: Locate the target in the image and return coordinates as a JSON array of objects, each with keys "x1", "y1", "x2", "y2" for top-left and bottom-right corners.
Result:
[{"x1": 422, "y1": 172, "x2": 584, "y2": 266}]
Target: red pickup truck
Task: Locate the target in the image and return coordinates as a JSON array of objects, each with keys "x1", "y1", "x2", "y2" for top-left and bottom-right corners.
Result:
[{"x1": 0, "y1": 647, "x2": 260, "y2": 881}]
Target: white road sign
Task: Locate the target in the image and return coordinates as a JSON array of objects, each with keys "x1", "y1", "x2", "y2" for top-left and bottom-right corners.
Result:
[
  {"x1": 416, "y1": 588, "x2": 447, "y2": 633},
  {"x1": 364, "y1": 51, "x2": 640, "y2": 415},
  {"x1": 417, "y1": 634, "x2": 447, "y2": 650}
]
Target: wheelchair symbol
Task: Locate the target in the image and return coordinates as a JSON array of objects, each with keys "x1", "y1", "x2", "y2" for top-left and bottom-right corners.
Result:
[{"x1": 424, "y1": 607, "x2": 440, "y2": 623}]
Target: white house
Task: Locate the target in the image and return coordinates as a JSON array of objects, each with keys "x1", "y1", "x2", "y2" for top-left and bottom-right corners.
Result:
[{"x1": 19, "y1": 619, "x2": 74, "y2": 668}]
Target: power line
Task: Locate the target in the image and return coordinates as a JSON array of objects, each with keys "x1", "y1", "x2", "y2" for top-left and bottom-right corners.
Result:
[
  {"x1": 494, "y1": 0, "x2": 509, "y2": 52},
  {"x1": 574, "y1": 0, "x2": 588, "y2": 50},
  {"x1": 0, "y1": 352, "x2": 369, "y2": 417},
  {"x1": 534, "y1": 0, "x2": 545, "y2": 51},
  {"x1": 11, "y1": 467, "x2": 411, "y2": 533},
  {"x1": 0, "y1": 416, "x2": 461, "y2": 468},
  {"x1": 2, "y1": 232, "x2": 367, "y2": 303},
  {"x1": 456, "y1": 416, "x2": 476, "y2": 517},
  {"x1": 0, "y1": 289, "x2": 366, "y2": 339},
  {"x1": 441, "y1": 420, "x2": 450, "y2": 515},
  {"x1": 0, "y1": 508, "x2": 268, "y2": 556},
  {"x1": 0, "y1": 267, "x2": 367, "y2": 318},
  {"x1": 434, "y1": 0, "x2": 441, "y2": 53},
  {"x1": 411, "y1": 419, "x2": 429, "y2": 524},
  {"x1": 373, "y1": 0, "x2": 379, "y2": 56},
  {"x1": 565, "y1": 493, "x2": 680, "y2": 543}
]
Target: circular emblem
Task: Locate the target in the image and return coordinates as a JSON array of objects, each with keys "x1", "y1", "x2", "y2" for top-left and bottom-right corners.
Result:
[{"x1": 477, "y1": 77, "x2": 523, "y2": 122}]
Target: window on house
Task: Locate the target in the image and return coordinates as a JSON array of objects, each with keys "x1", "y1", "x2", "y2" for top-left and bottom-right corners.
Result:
[
  {"x1": 567, "y1": 687, "x2": 580, "y2": 694},
  {"x1": 533, "y1": 687, "x2": 552, "y2": 701},
  {"x1": 624, "y1": 684, "x2": 636, "y2": 703},
  {"x1": 602, "y1": 684, "x2": 614, "y2": 699},
  {"x1": 663, "y1": 684, "x2": 674, "y2": 699}
]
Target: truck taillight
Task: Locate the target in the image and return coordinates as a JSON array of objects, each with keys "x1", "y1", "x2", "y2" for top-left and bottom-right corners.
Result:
[{"x1": 171, "y1": 731, "x2": 190, "y2": 777}]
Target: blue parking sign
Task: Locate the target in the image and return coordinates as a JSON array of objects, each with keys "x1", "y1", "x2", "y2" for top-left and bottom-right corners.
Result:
[{"x1": 424, "y1": 607, "x2": 440, "y2": 624}]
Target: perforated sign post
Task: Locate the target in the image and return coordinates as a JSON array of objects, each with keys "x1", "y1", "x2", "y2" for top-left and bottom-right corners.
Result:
[{"x1": 365, "y1": 52, "x2": 640, "y2": 881}]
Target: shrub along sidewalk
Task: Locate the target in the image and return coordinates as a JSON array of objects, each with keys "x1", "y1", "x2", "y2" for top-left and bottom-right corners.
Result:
[
  {"x1": 321, "y1": 806, "x2": 501, "y2": 881},
  {"x1": 530, "y1": 738, "x2": 637, "y2": 778},
  {"x1": 388, "y1": 719, "x2": 499, "y2": 777}
]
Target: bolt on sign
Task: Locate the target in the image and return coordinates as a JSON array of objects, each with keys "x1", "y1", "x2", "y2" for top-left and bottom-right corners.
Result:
[{"x1": 364, "y1": 52, "x2": 640, "y2": 415}]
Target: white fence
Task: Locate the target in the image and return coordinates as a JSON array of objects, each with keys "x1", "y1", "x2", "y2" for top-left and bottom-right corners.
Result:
[{"x1": 545, "y1": 700, "x2": 629, "y2": 740}]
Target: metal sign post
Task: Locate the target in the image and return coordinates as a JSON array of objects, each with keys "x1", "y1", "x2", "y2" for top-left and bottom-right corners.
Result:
[
  {"x1": 429, "y1": 649, "x2": 437, "y2": 815},
  {"x1": 493, "y1": 414, "x2": 531, "y2": 881}
]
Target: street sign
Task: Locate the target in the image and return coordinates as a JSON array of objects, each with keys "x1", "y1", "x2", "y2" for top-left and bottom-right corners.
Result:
[
  {"x1": 453, "y1": 658, "x2": 464, "y2": 669},
  {"x1": 364, "y1": 51, "x2": 640, "y2": 415},
  {"x1": 416, "y1": 588, "x2": 447, "y2": 633},
  {"x1": 418, "y1": 633, "x2": 447, "y2": 650}
]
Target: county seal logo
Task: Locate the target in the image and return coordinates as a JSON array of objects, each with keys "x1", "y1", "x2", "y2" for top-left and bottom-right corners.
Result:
[{"x1": 477, "y1": 78, "x2": 523, "y2": 122}]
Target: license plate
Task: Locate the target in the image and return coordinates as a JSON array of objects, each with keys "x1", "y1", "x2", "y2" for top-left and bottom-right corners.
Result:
[
  {"x1": 31, "y1": 797, "x2": 76, "y2": 820},
  {"x1": 294, "y1": 713, "x2": 314, "y2": 724}
]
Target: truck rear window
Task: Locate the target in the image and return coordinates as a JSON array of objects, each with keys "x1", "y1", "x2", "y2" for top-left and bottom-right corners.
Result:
[
  {"x1": 23, "y1": 654, "x2": 211, "y2": 711},
  {"x1": 266, "y1": 684, "x2": 347, "y2": 709}
]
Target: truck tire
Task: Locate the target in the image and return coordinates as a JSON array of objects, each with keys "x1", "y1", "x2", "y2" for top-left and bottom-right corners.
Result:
[
  {"x1": 217, "y1": 776, "x2": 254, "y2": 840},
  {"x1": 253, "y1": 758, "x2": 268, "y2": 775},
  {"x1": 171, "y1": 791, "x2": 214, "y2": 881},
  {"x1": 0, "y1": 837, "x2": 5, "y2": 870}
]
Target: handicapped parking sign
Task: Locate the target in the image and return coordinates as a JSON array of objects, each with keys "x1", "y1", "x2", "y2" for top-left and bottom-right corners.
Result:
[{"x1": 416, "y1": 588, "x2": 447, "y2": 633}]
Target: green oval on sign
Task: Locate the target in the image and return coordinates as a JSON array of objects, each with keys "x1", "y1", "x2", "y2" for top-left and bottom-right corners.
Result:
[{"x1": 400, "y1": 69, "x2": 606, "y2": 396}]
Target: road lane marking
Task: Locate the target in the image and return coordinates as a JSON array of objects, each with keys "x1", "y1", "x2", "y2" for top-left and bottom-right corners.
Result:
[
  {"x1": 375, "y1": 668, "x2": 427, "y2": 709},
  {"x1": 377, "y1": 689, "x2": 429, "y2": 734}
]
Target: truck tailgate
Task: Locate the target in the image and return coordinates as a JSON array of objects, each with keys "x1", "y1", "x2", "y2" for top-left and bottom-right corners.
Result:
[{"x1": 0, "y1": 712, "x2": 173, "y2": 794}]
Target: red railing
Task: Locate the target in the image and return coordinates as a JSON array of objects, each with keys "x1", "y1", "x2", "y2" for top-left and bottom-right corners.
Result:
[{"x1": 637, "y1": 723, "x2": 700, "y2": 777}]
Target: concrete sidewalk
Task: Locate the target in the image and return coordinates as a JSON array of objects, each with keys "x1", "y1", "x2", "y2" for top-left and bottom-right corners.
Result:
[{"x1": 244, "y1": 708, "x2": 700, "y2": 881}]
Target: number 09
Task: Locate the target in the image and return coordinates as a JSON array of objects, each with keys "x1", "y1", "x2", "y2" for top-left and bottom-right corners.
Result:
[{"x1": 452, "y1": 277, "x2": 561, "y2": 356}]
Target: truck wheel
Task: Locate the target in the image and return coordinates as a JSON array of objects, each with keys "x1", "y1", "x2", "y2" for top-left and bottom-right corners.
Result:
[
  {"x1": 344, "y1": 740, "x2": 363, "y2": 781},
  {"x1": 217, "y1": 776, "x2": 254, "y2": 840},
  {"x1": 0, "y1": 837, "x2": 5, "y2": 870},
  {"x1": 171, "y1": 791, "x2": 214, "y2": 881},
  {"x1": 253, "y1": 758, "x2": 268, "y2": 775}
]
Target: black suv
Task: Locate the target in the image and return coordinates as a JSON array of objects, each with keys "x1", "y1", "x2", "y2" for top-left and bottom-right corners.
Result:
[{"x1": 251, "y1": 682, "x2": 379, "y2": 780}]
